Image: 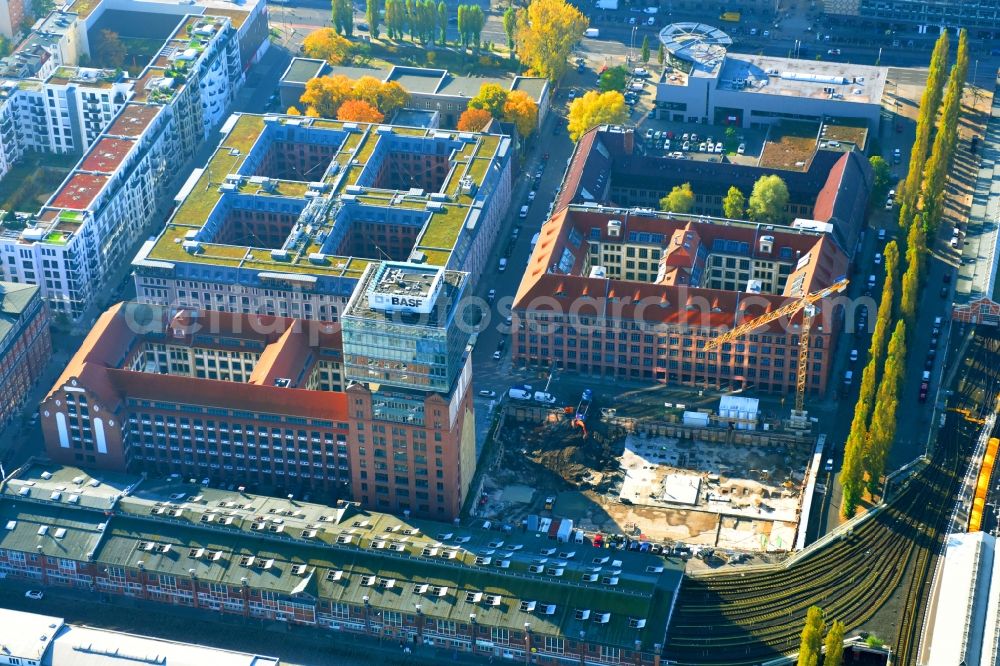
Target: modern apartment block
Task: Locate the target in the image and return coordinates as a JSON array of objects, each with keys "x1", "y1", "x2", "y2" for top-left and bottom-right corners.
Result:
[
  {"x1": 512, "y1": 205, "x2": 849, "y2": 396},
  {"x1": 822, "y1": 0, "x2": 999, "y2": 37},
  {"x1": 279, "y1": 60, "x2": 551, "y2": 131},
  {"x1": 132, "y1": 113, "x2": 513, "y2": 323},
  {"x1": 0, "y1": 6, "x2": 264, "y2": 322},
  {"x1": 0, "y1": 281, "x2": 50, "y2": 428},
  {"x1": 41, "y1": 275, "x2": 477, "y2": 518},
  {"x1": 0, "y1": 464, "x2": 683, "y2": 665}
]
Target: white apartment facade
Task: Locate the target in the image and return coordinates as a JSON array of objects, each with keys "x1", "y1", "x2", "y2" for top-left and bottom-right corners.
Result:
[{"x1": 0, "y1": 13, "x2": 255, "y2": 321}]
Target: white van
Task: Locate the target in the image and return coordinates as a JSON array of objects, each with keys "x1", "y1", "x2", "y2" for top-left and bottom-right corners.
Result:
[
  {"x1": 584, "y1": 28, "x2": 599, "y2": 37},
  {"x1": 534, "y1": 391, "x2": 557, "y2": 404},
  {"x1": 508, "y1": 388, "x2": 532, "y2": 400},
  {"x1": 519, "y1": 205, "x2": 529, "y2": 218}
]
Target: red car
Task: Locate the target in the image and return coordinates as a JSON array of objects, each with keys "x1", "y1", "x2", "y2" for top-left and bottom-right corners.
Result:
[{"x1": 918, "y1": 386, "x2": 928, "y2": 402}]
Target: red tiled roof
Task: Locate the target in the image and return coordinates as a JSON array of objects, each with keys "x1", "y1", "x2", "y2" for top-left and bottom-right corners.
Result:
[
  {"x1": 515, "y1": 207, "x2": 848, "y2": 333},
  {"x1": 107, "y1": 104, "x2": 161, "y2": 138},
  {"x1": 50, "y1": 172, "x2": 109, "y2": 210},
  {"x1": 812, "y1": 152, "x2": 849, "y2": 222},
  {"x1": 81, "y1": 138, "x2": 135, "y2": 173},
  {"x1": 44, "y1": 303, "x2": 349, "y2": 420},
  {"x1": 106, "y1": 369, "x2": 349, "y2": 420}
]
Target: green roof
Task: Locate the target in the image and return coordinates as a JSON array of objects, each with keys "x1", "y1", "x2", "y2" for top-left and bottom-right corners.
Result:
[{"x1": 140, "y1": 114, "x2": 511, "y2": 280}]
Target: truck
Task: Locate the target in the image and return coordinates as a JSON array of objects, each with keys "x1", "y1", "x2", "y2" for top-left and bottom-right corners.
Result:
[
  {"x1": 509, "y1": 388, "x2": 532, "y2": 400},
  {"x1": 584, "y1": 28, "x2": 600, "y2": 38},
  {"x1": 595, "y1": 0, "x2": 617, "y2": 9},
  {"x1": 555, "y1": 518, "x2": 574, "y2": 543}
]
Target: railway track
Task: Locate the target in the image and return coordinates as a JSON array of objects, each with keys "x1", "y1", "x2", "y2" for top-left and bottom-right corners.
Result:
[
  {"x1": 893, "y1": 334, "x2": 1000, "y2": 665},
  {"x1": 662, "y1": 330, "x2": 1000, "y2": 666}
]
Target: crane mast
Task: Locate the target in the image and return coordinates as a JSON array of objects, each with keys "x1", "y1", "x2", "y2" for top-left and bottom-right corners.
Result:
[{"x1": 705, "y1": 277, "x2": 849, "y2": 427}]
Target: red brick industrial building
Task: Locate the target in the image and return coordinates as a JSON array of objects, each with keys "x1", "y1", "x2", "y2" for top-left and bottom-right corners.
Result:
[
  {"x1": 0, "y1": 281, "x2": 50, "y2": 428},
  {"x1": 513, "y1": 206, "x2": 850, "y2": 397},
  {"x1": 40, "y1": 294, "x2": 476, "y2": 520}
]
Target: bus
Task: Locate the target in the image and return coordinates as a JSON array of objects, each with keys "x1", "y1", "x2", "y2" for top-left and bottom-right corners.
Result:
[{"x1": 719, "y1": 11, "x2": 741, "y2": 21}]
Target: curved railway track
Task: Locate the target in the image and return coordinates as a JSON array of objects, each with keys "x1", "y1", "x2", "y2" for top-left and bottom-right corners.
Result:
[{"x1": 662, "y1": 331, "x2": 1000, "y2": 666}]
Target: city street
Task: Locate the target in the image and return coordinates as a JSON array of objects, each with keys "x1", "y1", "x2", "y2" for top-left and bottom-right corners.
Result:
[{"x1": 266, "y1": 0, "x2": 1000, "y2": 75}]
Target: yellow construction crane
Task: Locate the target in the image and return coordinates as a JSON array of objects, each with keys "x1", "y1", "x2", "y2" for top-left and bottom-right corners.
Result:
[{"x1": 705, "y1": 277, "x2": 849, "y2": 426}]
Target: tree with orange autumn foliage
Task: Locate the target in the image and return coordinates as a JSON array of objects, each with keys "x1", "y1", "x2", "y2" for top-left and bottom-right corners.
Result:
[
  {"x1": 502, "y1": 90, "x2": 538, "y2": 137},
  {"x1": 457, "y1": 107, "x2": 493, "y2": 132},
  {"x1": 337, "y1": 99, "x2": 385, "y2": 123}
]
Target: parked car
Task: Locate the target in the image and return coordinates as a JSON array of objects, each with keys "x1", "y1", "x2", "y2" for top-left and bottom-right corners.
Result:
[
  {"x1": 478, "y1": 390, "x2": 496, "y2": 398},
  {"x1": 527, "y1": 190, "x2": 536, "y2": 202},
  {"x1": 737, "y1": 143, "x2": 746, "y2": 154},
  {"x1": 492, "y1": 350, "x2": 502, "y2": 360},
  {"x1": 827, "y1": 48, "x2": 841, "y2": 55},
  {"x1": 25, "y1": 590, "x2": 43, "y2": 600}
]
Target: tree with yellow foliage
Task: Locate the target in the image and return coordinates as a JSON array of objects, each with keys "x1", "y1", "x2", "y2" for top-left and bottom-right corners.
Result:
[
  {"x1": 302, "y1": 28, "x2": 354, "y2": 65},
  {"x1": 299, "y1": 74, "x2": 355, "y2": 117},
  {"x1": 286, "y1": 106, "x2": 302, "y2": 115},
  {"x1": 337, "y1": 99, "x2": 385, "y2": 123},
  {"x1": 514, "y1": 0, "x2": 587, "y2": 81},
  {"x1": 457, "y1": 108, "x2": 493, "y2": 132},
  {"x1": 502, "y1": 90, "x2": 538, "y2": 137},
  {"x1": 566, "y1": 91, "x2": 627, "y2": 141},
  {"x1": 468, "y1": 83, "x2": 509, "y2": 117},
  {"x1": 352, "y1": 77, "x2": 410, "y2": 116}
]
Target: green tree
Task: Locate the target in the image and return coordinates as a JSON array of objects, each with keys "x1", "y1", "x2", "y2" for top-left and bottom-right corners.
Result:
[
  {"x1": 365, "y1": 0, "x2": 381, "y2": 38},
  {"x1": 640, "y1": 35, "x2": 650, "y2": 63},
  {"x1": 456, "y1": 4, "x2": 468, "y2": 47},
  {"x1": 921, "y1": 29, "x2": 968, "y2": 232},
  {"x1": 823, "y1": 620, "x2": 846, "y2": 666},
  {"x1": 468, "y1": 4, "x2": 484, "y2": 49},
  {"x1": 514, "y1": 0, "x2": 588, "y2": 81},
  {"x1": 866, "y1": 320, "x2": 906, "y2": 493},
  {"x1": 94, "y1": 29, "x2": 126, "y2": 68},
  {"x1": 384, "y1": 0, "x2": 398, "y2": 39},
  {"x1": 437, "y1": 1, "x2": 448, "y2": 44},
  {"x1": 722, "y1": 186, "x2": 746, "y2": 219},
  {"x1": 657, "y1": 42, "x2": 665, "y2": 65},
  {"x1": 660, "y1": 183, "x2": 694, "y2": 213},
  {"x1": 598, "y1": 66, "x2": 628, "y2": 92},
  {"x1": 869, "y1": 155, "x2": 891, "y2": 201},
  {"x1": 405, "y1": 0, "x2": 416, "y2": 39},
  {"x1": 796, "y1": 606, "x2": 825, "y2": 666},
  {"x1": 747, "y1": 174, "x2": 789, "y2": 223},
  {"x1": 899, "y1": 30, "x2": 948, "y2": 215},
  {"x1": 332, "y1": 0, "x2": 354, "y2": 36},
  {"x1": 503, "y1": 6, "x2": 517, "y2": 50},
  {"x1": 566, "y1": 91, "x2": 628, "y2": 141}
]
